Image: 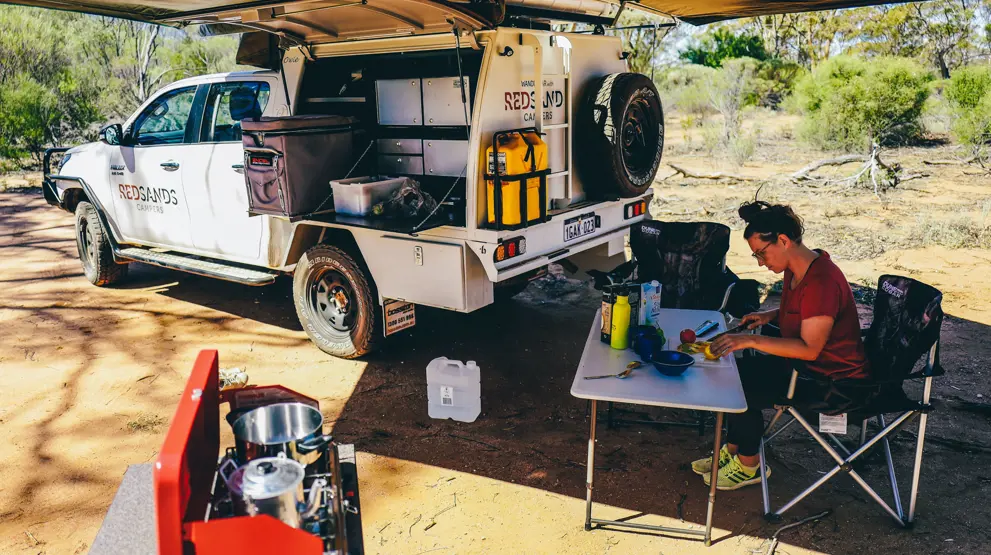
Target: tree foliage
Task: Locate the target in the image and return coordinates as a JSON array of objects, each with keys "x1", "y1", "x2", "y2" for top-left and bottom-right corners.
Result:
[
  {"x1": 680, "y1": 29, "x2": 769, "y2": 68},
  {"x1": 0, "y1": 5, "x2": 239, "y2": 167},
  {"x1": 792, "y1": 56, "x2": 933, "y2": 152}
]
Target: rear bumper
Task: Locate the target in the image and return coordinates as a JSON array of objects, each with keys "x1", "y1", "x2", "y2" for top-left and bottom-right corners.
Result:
[{"x1": 465, "y1": 193, "x2": 650, "y2": 282}]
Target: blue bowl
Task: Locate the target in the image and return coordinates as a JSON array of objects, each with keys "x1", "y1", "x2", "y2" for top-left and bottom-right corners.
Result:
[{"x1": 651, "y1": 349, "x2": 694, "y2": 376}]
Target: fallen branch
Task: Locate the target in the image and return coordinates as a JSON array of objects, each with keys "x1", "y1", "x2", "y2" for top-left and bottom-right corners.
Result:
[
  {"x1": 765, "y1": 510, "x2": 832, "y2": 555},
  {"x1": 899, "y1": 172, "x2": 929, "y2": 184},
  {"x1": 791, "y1": 155, "x2": 865, "y2": 181},
  {"x1": 667, "y1": 163, "x2": 752, "y2": 182},
  {"x1": 923, "y1": 155, "x2": 980, "y2": 166}
]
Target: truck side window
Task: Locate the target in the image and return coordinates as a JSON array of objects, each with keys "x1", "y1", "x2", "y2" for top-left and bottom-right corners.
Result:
[
  {"x1": 201, "y1": 82, "x2": 271, "y2": 143},
  {"x1": 131, "y1": 86, "x2": 197, "y2": 146}
]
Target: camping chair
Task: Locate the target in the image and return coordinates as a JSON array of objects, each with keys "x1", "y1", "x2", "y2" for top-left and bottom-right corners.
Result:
[
  {"x1": 593, "y1": 221, "x2": 761, "y2": 434},
  {"x1": 759, "y1": 275, "x2": 944, "y2": 526}
]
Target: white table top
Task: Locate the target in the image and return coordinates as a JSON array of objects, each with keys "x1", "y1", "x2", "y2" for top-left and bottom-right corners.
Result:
[{"x1": 570, "y1": 308, "x2": 748, "y2": 413}]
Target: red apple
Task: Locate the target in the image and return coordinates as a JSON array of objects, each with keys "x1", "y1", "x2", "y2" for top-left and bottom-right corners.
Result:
[{"x1": 680, "y1": 329, "x2": 697, "y2": 344}]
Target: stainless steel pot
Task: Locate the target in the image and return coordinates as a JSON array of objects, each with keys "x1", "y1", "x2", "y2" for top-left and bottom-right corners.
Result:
[
  {"x1": 240, "y1": 456, "x2": 307, "y2": 528},
  {"x1": 232, "y1": 402, "x2": 332, "y2": 467}
]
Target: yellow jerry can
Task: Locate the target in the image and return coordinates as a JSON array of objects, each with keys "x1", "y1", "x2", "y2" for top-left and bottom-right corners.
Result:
[{"x1": 485, "y1": 131, "x2": 548, "y2": 226}]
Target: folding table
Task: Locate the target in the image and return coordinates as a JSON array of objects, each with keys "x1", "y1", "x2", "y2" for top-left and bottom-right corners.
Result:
[{"x1": 570, "y1": 308, "x2": 748, "y2": 546}]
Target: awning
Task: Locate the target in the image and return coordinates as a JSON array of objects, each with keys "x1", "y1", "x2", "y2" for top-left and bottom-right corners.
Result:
[
  {"x1": 630, "y1": 0, "x2": 914, "y2": 24},
  {"x1": 1, "y1": 1, "x2": 918, "y2": 35}
]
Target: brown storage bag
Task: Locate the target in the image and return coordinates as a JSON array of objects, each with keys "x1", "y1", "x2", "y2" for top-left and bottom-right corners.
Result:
[{"x1": 242, "y1": 115, "x2": 356, "y2": 217}]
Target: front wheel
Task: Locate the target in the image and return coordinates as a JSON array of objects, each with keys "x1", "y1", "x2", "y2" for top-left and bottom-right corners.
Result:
[
  {"x1": 293, "y1": 245, "x2": 381, "y2": 359},
  {"x1": 74, "y1": 201, "x2": 128, "y2": 286}
]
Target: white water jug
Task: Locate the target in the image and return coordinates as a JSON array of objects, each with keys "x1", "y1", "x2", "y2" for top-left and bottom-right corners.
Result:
[{"x1": 426, "y1": 357, "x2": 481, "y2": 423}]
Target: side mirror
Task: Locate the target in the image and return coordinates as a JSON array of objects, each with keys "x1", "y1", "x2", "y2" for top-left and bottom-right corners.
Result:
[{"x1": 99, "y1": 123, "x2": 124, "y2": 146}]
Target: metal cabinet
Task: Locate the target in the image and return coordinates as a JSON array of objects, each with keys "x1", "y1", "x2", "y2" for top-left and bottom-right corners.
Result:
[
  {"x1": 423, "y1": 77, "x2": 471, "y2": 126},
  {"x1": 423, "y1": 140, "x2": 469, "y2": 177},
  {"x1": 375, "y1": 79, "x2": 422, "y2": 125}
]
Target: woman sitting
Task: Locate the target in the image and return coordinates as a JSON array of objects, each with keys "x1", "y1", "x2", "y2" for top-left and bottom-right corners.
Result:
[{"x1": 691, "y1": 201, "x2": 872, "y2": 491}]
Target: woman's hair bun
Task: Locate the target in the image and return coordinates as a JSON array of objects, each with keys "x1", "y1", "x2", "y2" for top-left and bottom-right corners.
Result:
[{"x1": 738, "y1": 200, "x2": 771, "y2": 223}]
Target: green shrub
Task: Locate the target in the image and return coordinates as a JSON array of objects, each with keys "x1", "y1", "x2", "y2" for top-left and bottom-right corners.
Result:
[
  {"x1": 945, "y1": 65, "x2": 991, "y2": 146},
  {"x1": 792, "y1": 56, "x2": 933, "y2": 152},
  {"x1": 658, "y1": 65, "x2": 718, "y2": 122}
]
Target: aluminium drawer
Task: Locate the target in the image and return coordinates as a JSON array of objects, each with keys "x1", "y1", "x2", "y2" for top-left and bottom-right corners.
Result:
[
  {"x1": 377, "y1": 138, "x2": 423, "y2": 155},
  {"x1": 377, "y1": 154, "x2": 424, "y2": 175}
]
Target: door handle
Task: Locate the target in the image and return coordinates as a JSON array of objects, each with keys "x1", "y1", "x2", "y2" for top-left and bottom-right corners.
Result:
[
  {"x1": 232, "y1": 163, "x2": 245, "y2": 173},
  {"x1": 160, "y1": 160, "x2": 180, "y2": 171}
]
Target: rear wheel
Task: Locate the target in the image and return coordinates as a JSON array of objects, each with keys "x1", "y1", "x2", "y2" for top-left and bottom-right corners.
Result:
[
  {"x1": 74, "y1": 201, "x2": 128, "y2": 286},
  {"x1": 293, "y1": 244, "x2": 381, "y2": 359}
]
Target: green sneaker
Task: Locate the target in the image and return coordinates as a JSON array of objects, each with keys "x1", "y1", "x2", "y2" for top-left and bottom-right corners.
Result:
[
  {"x1": 703, "y1": 455, "x2": 770, "y2": 491},
  {"x1": 691, "y1": 445, "x2": 732, "y2": 476}
]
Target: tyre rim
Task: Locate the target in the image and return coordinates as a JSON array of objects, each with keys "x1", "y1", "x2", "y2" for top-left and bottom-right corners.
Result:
[
  {"x1": 621, "y1": 97, "x2": 659, "y2": 176},
  {"x1": 78, "y1": 218, "x2": 96, "y2": 268},
  {"x1": 310, "y1": 269, "x2": 356, "y2": 333}
]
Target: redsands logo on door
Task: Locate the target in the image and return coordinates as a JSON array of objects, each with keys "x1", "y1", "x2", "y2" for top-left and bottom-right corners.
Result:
[{"x1": 119, "y1": 184, "x2": 178, "y2": 214}]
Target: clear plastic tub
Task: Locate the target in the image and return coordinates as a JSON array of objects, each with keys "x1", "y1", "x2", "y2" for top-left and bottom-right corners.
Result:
[{"x1": 330, "y1": 175, "x2": 406, "y2": 216}]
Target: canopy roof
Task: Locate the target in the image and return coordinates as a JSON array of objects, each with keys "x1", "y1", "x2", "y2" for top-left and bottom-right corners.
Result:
[{"x1": 2, "y1": 0, "x2": 914, "y2": 39}]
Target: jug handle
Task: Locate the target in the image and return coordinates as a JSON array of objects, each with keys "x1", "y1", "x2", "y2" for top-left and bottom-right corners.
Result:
[{"x1": 300, "y1": 478, "x2": 328, "y2": 519}]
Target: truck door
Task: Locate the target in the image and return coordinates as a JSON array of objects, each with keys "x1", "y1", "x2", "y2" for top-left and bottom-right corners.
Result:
[
  {"x1": 183, "y1": 80, "x2": 272, "y2": 263},
  {"x1": 110, "y1": 85, "x2": 197, "y2": 249}
]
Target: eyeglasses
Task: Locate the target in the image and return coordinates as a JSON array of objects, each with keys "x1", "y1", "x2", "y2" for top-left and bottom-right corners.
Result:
[{"x1": 752, "y1": 242, "x2": 773, "y2": 261}]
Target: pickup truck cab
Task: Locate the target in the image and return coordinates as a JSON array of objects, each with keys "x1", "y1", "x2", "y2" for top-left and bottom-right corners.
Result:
[{"x1": 42, "y1": 1, "x2": 671, "y2": 359}]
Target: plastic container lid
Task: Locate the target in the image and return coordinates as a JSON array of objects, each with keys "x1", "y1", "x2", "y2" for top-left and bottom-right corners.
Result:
[{"x1": 241, "y1": 457, "x2": 305, "y2": 499}]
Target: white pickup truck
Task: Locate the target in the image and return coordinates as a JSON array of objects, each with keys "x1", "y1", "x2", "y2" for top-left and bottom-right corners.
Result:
[
  {"x1": 42, "y1": 2, "x2": 669, "y2": 359},
  {"x1": 30, "y1": 0, "x2": 887, "y2": 359}
]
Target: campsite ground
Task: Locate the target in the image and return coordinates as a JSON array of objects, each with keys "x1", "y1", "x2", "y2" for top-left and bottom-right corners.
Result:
[{"x1": 1, "y1": 112, "x2": 990, "y2": 554}]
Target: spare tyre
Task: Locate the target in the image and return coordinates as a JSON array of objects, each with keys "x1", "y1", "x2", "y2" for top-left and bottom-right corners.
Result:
[{"x1": 577, "y1": 73, "x2": 664, "y2": 198}]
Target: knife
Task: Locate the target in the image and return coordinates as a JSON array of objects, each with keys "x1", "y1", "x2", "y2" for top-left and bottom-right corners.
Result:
[{"x1": 703, "y1": 322, "x2": 750, "y2": 340}]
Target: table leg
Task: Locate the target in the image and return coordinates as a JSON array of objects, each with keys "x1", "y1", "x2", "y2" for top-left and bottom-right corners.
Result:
[
  {"x1": 585, "y1": 399, "x2": 598, "y2": 531},
  {"x1": 704, "y1": 412, "x2": 724, "y2": 546}
]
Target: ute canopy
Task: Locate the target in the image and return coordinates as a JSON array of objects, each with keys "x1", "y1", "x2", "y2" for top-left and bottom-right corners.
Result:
[{"x1": 3, "y1": 1, "x2": 917, "y2": 37}]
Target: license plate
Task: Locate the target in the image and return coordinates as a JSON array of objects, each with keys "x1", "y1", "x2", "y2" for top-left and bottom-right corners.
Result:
[
  {"x1": 384, "y1": 300, "x2": 415, "y2": 337},
  {"x1": 564, "y1": 212, "x2": 597, "y2": 242}
]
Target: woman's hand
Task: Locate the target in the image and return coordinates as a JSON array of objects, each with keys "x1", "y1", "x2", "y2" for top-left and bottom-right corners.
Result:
[
  {"x1": 710, "y1": 333, "x2": 753, "y2": 357},
  {"x1": 740, "y1": 310, "x2": 777, "y2": 330}
]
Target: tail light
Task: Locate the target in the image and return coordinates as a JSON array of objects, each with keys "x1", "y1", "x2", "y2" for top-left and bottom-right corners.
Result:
[
  {"x1": 494, "y1": 236, "x2": 526, "y2": 263},
  {"x1": 624, "y1": 200, "x2": 647, "y2": 219}
]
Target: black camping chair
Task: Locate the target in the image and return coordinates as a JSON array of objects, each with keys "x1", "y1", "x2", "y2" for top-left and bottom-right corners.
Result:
[
  {"x1": 759, "y1": 275, "x2": 944, "y2": 526},
  {"x1": 592, "y1": 221, "x2": 760, "y2": 316},
  {"x1": 592, "y1": 221, "x2": 761, "y2": 434}
]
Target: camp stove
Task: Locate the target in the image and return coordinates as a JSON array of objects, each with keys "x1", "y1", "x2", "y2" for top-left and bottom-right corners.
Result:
[{"x1": 154, "y1": 350, "x2": 364, "y2": 554}]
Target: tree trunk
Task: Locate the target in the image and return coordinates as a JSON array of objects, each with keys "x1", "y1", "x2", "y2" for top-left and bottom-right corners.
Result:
[{"x1": 937, "y1": 51, "x2": 951, "y2": 80}]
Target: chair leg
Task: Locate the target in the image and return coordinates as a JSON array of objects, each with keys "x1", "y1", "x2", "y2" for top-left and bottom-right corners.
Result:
[
  {"x1": 878, "y1": 414, "x2": 905, "y2": 520},
  {"x1": 764, "y1": 414, "x2": 796, "y2": 444},
  {"x1": 776, "y1": 408, "x2": 908, "y2": 525},
  {"x1": 861, "y1": 419, "x2": 869, "y2": 447},
  {"x1": 759, "y1": 437, "x2": 771, "y2": 516},
  {"x1": 909, "y1": 377, "x2": 934, "y2": 523}
]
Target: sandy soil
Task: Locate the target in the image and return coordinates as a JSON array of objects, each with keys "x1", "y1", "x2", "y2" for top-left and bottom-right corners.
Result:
[{"x1": 2, "y1": 115, "x2": 991, "y2": 554}]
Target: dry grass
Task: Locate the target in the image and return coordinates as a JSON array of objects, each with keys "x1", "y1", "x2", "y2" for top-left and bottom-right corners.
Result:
[{"x1": 126, "y1": 413, "x2": 167, "y2": 433}]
